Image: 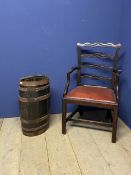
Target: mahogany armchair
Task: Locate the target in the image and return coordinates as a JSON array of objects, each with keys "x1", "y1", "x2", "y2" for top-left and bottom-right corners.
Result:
[{"x1": 62, "y1": 42, "x2": 121, "y2": 143}]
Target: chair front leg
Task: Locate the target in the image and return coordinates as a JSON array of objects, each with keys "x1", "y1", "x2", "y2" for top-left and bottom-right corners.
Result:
[
  {"x1": 111, "y1": 108, "x2": 118, "y2": 143},
  {"x1": 62, "y1": 100, "x2": 67, "y2": 134}
]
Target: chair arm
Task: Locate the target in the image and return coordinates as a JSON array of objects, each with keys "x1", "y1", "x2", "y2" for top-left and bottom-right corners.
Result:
[
  {"x1": 113, "y1": 69, "x2": 122, "y2": 102},
  {"x1": 63, "y1": 66, "x2": 80, "y2": 97},
  {"x1": 113, "y1": 69, "x2": 122, "y2": 75}
]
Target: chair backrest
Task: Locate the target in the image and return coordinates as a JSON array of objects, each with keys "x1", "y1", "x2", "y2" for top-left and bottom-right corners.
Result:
[{"x1": 77, "y1": 42, "x2": 121, "y2": 89}]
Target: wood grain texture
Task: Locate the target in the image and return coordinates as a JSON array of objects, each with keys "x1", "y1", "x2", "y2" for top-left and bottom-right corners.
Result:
[
  {"x1": 45, "y1": 115, "x2": 81, "y2": 175},
  {"x1": 0, "y1": 116, "x2": 130, "y2": 175},
  {"x1": 0, "y1": 118, "x2": 22, "y2": 175},
  {"x1": 19, "y1": 134, "x2": 50, "y2": 175},
  {"x1": 89, "y1": 119, "x2": 131, "y2": 175},
  {"x1": 67, "y1": 121, "x2": 113, "y2": 175},
  {"x1": 117, "y1": 119, "x2": 131, "y2": 161}
]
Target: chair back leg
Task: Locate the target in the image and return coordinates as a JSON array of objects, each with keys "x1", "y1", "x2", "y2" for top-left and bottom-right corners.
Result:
[
  {"x1": 62, "y1": 100, "x2": 67, "y2": 134},
  {"x1": 112, "y1": 108, "x2": 118, "y2": 143}
]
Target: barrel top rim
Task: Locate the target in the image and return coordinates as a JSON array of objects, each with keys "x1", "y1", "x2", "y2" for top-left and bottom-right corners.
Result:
[
  {"x1": 20, "y1": 75, "x2": 48, "y2": 82},
  {"x1": 20, "y1": 75, "x2": 49, "y2": 87}
]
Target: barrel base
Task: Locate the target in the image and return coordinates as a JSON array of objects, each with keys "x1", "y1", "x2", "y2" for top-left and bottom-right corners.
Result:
[{"x1": 22, "y1": 123, "x2": 49, "y2": 136}]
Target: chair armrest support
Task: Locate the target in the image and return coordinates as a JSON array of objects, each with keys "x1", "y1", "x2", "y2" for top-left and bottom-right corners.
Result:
[
  {"x1": 113, "y1": 69, "x2": 122, "y2": 102},
  {"x1": 63, "y1": 66, "x2": 80, "y2": 97}
]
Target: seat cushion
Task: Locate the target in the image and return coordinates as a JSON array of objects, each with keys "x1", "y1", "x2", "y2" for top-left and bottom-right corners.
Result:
[{"x1": 64, "y1": 85, "x2": 116, "y2": 104}]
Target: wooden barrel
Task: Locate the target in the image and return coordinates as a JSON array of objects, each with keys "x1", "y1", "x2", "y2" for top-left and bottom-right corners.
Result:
[{"x1": 19, "y1": 75, "x2": 50, "y2": 136}]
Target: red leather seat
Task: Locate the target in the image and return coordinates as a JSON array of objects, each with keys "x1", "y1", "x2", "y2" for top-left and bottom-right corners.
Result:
[{"x1": 64, "y1": 85, "x2": 116, "y2": 105}]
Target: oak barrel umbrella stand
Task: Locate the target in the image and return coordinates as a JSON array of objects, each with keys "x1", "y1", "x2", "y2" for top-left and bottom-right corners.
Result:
[{"x1": 19, "y1": 75, "x2": 50, "y2": 136}]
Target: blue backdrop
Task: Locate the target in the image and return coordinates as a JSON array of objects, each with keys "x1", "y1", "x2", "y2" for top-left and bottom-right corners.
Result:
[
  {"x1": 0, "y1": 0, "x2": 125, "y2": 118},
  {"x1": 119, "y1": 0, "x2": 131, "y2": 128}
]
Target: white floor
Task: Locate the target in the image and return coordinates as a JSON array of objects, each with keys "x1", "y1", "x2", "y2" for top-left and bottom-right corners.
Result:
[{"x1": 0, "y1": 114, "x2": 131, "y2": 175}]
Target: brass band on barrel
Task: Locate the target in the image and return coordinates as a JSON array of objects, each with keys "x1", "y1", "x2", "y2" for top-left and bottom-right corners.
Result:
[
  {"x1": 19, "y1": 84, "x2": 49, "y2": 92},
  {"x1": 19, "y1": 93, "x2": 50, "y2": 102},
  {"x1": 21, "y1": 114, "x2": 49, "y2": 124}
]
